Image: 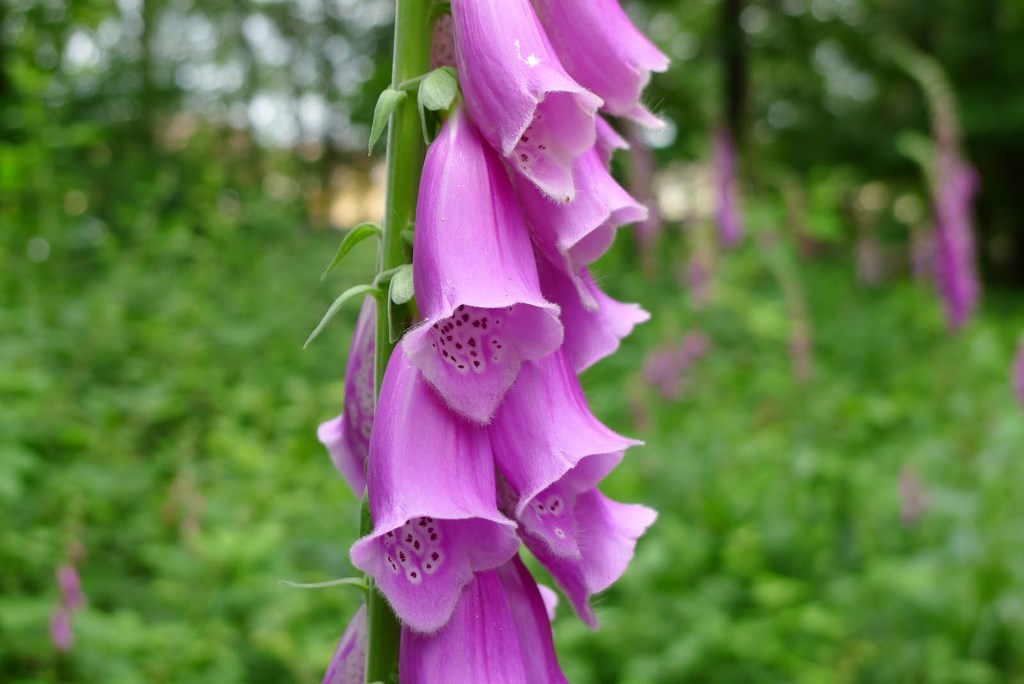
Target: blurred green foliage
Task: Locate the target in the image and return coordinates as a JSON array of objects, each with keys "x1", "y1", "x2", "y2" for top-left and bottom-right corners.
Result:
[{"x1": 2, "y1": 0, "x2": 1024, "y2": 682}]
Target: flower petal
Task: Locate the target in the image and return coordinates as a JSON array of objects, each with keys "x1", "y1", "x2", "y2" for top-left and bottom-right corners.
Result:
[
  {"x1": 406, "y1": 107, "x2": 562, "y2": 424},
  {"x1": 322, "y1": 604, "x2": 366, "y2": 684},
  {"x1": 537, "y1": 258, "x2": 649, "y2": 373},
  {"x1": 399, "y1": 557, "x2": 568, "y2": 683},
  {"x1": 524, "y1": 488, "x2": 657, "y2": 628},
  {"x1": 318, "y1": 296, "x2": 376, "y2": 494},
  {"x1": 452, "y1": 0, "x2": 602, "y2": 201},
  {"x1": 350, "y1": 349, "x2": 518, "y2": 633},
  {"x1": 594, "y1": 115, "x2": 629, "y2": 167},
  {"x1": 516, "y1": 148, "x2": 647, "y2": 308},
  {"x1": 490, "y1": 351, "x2": 639, "y2": 558},
  {"x1": 534, "y1": 0, "x2": 668, "y2": 119}
]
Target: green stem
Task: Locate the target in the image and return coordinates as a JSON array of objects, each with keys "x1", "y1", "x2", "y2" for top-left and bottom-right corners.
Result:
[{"x1": 366, "y1": 1, "x2": 432, "y2": 682}]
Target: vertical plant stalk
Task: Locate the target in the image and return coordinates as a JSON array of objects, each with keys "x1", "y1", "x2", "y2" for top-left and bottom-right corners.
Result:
[{"x1": 365, "y1": 0, "x2": 432, "y2": 681}]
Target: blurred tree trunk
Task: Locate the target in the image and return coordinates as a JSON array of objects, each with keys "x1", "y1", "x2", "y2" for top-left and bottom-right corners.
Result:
[
  {"x1": 139, "y1": 0, "x2": 156, "y2": 143},
  {"x1": 720, "y1": 0, "x2": 747, "y2": 146}
]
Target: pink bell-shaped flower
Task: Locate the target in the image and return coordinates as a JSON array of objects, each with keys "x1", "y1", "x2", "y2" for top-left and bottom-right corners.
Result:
[
  {"x1": 451, "y1": 0, "x2": 602, "y2": 201},
  {"x1": 594, "y1": 115, "x2": 629, "y2": 168},
  {"x1": 400, "y1": 556, "x2": 569, "y2": 683},
  {"x1": 322, "y1": 605, "x2": 366, "y2": 684},
  {"x1": 317, "y1": 296, "x2": 376, "y2": 494},
  {"x1": 537, "y1": 257, "x2": 649, "y2": 373},
  {"x1": 534, "y1": 0, "x2": 669, "y2": 126},
  {"x1": 516, "y1": 147, "x2": 647, "y2": 308},
  {"x1": 403, "y1": 106, "x2": 562, "y2": 424},
  {"x1": 490, "y1": 351, "x2": 640, "y2": 558},
  {"x1": 350, "y1": 349, "x2": 519, "y2": 633},
  {"x1": 525, "y1": 488, "x2": 657, "y2": 628}
]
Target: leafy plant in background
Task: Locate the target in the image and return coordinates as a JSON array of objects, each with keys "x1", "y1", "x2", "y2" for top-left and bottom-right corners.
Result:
[{"x1": 309, "y1": 0, "x2": 667, "y2": 680}]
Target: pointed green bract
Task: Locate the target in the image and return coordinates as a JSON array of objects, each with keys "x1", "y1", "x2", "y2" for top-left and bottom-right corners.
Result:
[
  {"x1": 418, "y1": 67, "x2": 459, "y2": 112},
  {"x1": 321, "y1": 222, "x2": 382, "y2": 280},
  {"x1": 370, "y1": 88, "x2": 407, "y2": 154},
  {"x1": 304, "y1": 284, "x2": 382, "y2": 348},
  {"x1": 389, "y1": 264, "x2": 415, "y2": 305}
]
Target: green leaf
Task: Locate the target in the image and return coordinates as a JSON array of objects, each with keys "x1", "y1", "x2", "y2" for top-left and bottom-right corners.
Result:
[
  {"x1": 304, "y1": 284, "x2": 381, "y2": 348},
  {"x1": 389, "y1": 264, "x2": 414, "y2": 305},
  {"x1": 418, "y1": 67, "x2": 458, "y2": 112},
  {"x1": 369, "y1": 88, "x2": 406, "y2": 154},
  {"x1": 321, "y1": 222, "x2": 382, "y2": 280}
]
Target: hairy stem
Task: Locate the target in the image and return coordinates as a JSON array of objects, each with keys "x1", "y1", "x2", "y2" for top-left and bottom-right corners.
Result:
[{"x1": 365, "y1": 0, "x2": 432, "y2": 681}]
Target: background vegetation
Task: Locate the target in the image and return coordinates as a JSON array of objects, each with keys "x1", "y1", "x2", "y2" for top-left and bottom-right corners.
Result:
[{"x1": 2, "y1": 0, "x2": 1023, "y2": 681}]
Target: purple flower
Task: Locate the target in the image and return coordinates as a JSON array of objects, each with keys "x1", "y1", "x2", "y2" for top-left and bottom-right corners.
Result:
[
  {"x1": 51, "y1": 608, "x2": 73, "y2": 651},
  {"x1": 317, "y1": 296, "x2": 376, "y2": 494},
  {"x1": 490, "y1": 351, "x2": 640, "y2": 558},
  {"x1": 1013, "y1": 339, "x2": 1024, "y2": 406},
  {"x1": 451, "y1": 0, "x2": 602, "y2": 201},
  {"x1": 399, "y1": 557, "x2": 568, "y2": 683},
  {"x1": 350, "y1": 349, "x2": 519, "y2": 633},
  {"x1": 594, "y1": 115, "x2": 629, "y2": 167},
  {"x1": 322, "y1": 605, "x2": 366, "y2": 684},
  {"x1": 403, "y1": 106, "x2": 563, "y2": 424},
  {"x1": 534, "y1": 0, "x2": 669, "y2": 126},
  {"x1": 713, "y1": 126, "x2": 743, "y2": 247},
  {"x1": 57, "y1": 564, "x2": 84, "y2": 610},
  {"x1": 643, "y1": 331, "x2": 711, "y2": 400},
  {"x1": 525, "y1": 488, "x2": 657, "y2": 628},
  {"x1": 516, "y1": 147, "x2": 647, "y2": 308},
  {"x1": 537, "y1": 256, "x2": 649, "y2": 373},
  {"x1": 934, "y1": 148, "x2": 980, "y2": 329}
]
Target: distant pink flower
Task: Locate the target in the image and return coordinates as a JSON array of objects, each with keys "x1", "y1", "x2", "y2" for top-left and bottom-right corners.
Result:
[
  {"x1": 713, "y1": 126, "x2": 743, "y2": 247},
  {"x1": 451, "y1": 0, "x2": 602, "y2": 201},
  {"x1": 51, "y1": 609, "x2": 73, "y2": 651},
  {"x1": 57, "y1": 564, "x2": 84, "y2": 610},
  {"x1": 899, "y1": 467, "x2": 927, "y2": 527},
  {"x1": 934, "y1": 148, "x2": 980, "y2": 329},
  {"x1": 643, "y1": 332, "x2": 711, "y2": 400}
]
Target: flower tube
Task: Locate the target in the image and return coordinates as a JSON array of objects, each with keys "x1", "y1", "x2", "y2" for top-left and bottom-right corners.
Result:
[
  {"x1": 451, "y1": 0, "x2": 602, "y2": 201},
  {"x1": 403, "y1": 106, "x2": 563, "y2": 424}
]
